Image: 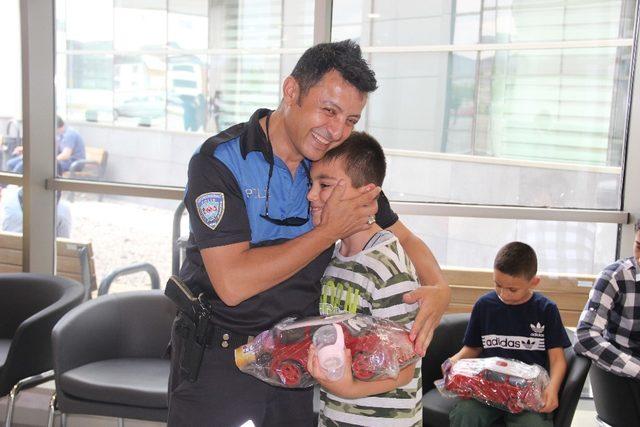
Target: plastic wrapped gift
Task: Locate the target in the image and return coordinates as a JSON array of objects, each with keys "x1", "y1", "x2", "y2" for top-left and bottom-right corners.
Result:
[
  {"x1": 436, "y1": 357, "x2": 550, "y2": 413},
  {"x1": 234, "y1": 313, "x2": 419, "y2": 388}
]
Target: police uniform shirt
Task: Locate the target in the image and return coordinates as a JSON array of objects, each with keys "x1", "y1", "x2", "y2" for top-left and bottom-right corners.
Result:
[
  {"x1": 463, "y1": 291, "x2": 571, "y2": 371},
  {"x1": 180, "y1": 108, "x2": 399, "y2": 336}
]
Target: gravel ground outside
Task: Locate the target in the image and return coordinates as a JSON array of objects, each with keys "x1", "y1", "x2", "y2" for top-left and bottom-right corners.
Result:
[{"x1": 68, "y1": 194, "x2": 185, "y2": 293}]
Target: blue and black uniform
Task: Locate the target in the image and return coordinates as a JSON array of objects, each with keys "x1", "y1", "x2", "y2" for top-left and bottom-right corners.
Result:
[{"x1": 168, "y1": 108, "x2": 398, "y2": 426}]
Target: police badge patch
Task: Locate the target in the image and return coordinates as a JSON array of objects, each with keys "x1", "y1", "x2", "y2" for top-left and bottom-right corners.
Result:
[{"x1": 196, "y1": 192, "x2": 225, "y2": 230}]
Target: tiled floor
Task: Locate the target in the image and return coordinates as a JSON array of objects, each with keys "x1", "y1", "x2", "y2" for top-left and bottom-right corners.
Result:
[{"x1": 0, "y1": 382, "x2": 600, "y2": 427}]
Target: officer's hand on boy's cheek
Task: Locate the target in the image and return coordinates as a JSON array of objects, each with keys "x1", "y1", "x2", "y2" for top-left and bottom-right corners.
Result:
[
  {"x1": 318, "y1": 182, "x2": 380, "y2": 240},
  {"x1": 404, "y1": 285, "x2": 450, "y2": 356}
]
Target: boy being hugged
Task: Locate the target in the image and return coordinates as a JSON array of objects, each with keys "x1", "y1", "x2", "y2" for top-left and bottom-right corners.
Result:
[
  {"x1": 448, "y1": 242, "x2": 571, "y2": 426},
  {"x1": 306, "y1": 132, "x2": 423, "y2": 427}
]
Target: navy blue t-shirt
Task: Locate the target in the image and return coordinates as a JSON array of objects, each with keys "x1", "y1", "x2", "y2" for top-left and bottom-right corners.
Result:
[{"x1": 463, "y1": 291, "x2": 571, "y2": 371}]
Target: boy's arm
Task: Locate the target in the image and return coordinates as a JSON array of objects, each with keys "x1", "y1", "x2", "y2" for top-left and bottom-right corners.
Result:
[
  {"x1": 540, "y1": 347, "x2": 567, "y2": 413},
  {"x1": 308, "y1": 347, "x2": 417, "y2": 399},
  {"x1": 450, "y1": 346, "x2": 482, "y2": 364},
  {"x1": 388, "y1": 221, "x2": 450, "y2": 356}
]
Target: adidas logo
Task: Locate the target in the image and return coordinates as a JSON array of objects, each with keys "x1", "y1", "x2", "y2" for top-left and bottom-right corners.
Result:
[
  {"x1": 522, "y1": 339, "x2": 535, "y2": 350},
  {"x1": 530, "y1": 322, "x2": 545, "y2": 334}
]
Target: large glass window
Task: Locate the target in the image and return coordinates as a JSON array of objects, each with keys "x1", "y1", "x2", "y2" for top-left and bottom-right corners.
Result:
[
  {"x1": 334, "y1": 0, "x2": 634, "y2": 210},
  {"x1": 57, "y1": 192, "x2": 179, "y2": 295},
  {"x1": 401, "y1": 214, "x2": 617, "y2": 275},
  {"x1": 0, "y1": 0, "x2": 23, "y2": 176},
  {"x1": 54, "y1": 0, "x2": 315, "y2": 187}
]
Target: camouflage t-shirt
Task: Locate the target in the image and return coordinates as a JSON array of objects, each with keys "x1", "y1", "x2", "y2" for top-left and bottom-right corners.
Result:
[{"x1": 318, "y1": 230, "x2": 423, "y2": 427}]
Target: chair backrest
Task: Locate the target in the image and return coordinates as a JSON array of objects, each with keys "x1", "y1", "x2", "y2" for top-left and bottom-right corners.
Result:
[
  {"x1": 0, "y1": 273, "x2": 84, "y2": 395},
  {"x1": 443, "y1": 268, "x2": 596, "y2": 327},
  {"x1": 554, "y1": 329, "x2": 591, "y2": 427},
  {"x1": 85, "y1": 146, "x2": 108, "y2": 174},
  {"x1": 589, "y1": 362, "x2": 640, "y2": 426},
  {"x1": 52, "y1": 290, "x2": 175, "y2": 378},
  {"x1": 0, "y1": 231, "x2": 97, "y2": 299}
]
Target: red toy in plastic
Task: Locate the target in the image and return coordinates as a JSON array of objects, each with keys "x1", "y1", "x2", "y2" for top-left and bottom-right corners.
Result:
[
  {"x1": 437, "y1": 357, "x2": 550, "y2": 414},
  {"x1": 235, "y1": 314, "x2": 418, "y2": 388}
]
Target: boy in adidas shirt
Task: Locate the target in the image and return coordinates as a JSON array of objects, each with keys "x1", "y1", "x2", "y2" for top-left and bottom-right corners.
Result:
[
  {"x1": 306, "y1": 132, "x2": 423, "y2": 427},
  {"x1": 448, "y1": 242, "x2": 571, "y2": 426}
]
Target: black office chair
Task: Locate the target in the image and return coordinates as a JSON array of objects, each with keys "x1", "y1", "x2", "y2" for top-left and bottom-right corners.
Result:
[
  {"x1": 0, "y1": 273, "x2": 84, "y2": 426},
  {"x1": 589, "y1": 363, "x2": 640, "y2": 427},
  {"x1": 49, "y1": 290, "x2": 174, "y2": 426},
  {"x1": 421, "y1": 313, "x2": 591, "y2": 427}
]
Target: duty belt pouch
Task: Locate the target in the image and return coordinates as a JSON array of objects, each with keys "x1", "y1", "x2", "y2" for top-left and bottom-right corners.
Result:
[
  {"x1": 165, "y1": 276, "x2": 213, "y2": 382},
  {"x1": 181, "y1": 315, "x2": 209, "y2": 382}
]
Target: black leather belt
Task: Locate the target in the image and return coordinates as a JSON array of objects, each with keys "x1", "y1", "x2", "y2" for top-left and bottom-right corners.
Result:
[
  {"x1": 209, "y1": 323, "x2": 253, "y2": 349},
  {"x1": 176, "y1": 310, "x2": 252, "y2": 349}
]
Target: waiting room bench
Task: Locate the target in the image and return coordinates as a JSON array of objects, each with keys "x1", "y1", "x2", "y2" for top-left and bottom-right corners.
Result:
[{"x1": 0, "y1": 231, "x2": 96, "y2": 300}]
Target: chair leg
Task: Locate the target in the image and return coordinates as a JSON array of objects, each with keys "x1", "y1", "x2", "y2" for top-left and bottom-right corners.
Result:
[
  {"x1": 47, "y1": 393, "x2": 57, "y2": 427},
  {"x1": 5, "y1": 370, "x2": 55, "y2": 427},
  {"x1": 5, "y1": 384, "x2": 17, "y2": 427}
]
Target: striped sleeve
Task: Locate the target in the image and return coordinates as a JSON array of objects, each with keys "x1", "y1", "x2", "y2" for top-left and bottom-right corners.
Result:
[{"x1": 363, "y1": 239, "x2": 420, "y2": 327}]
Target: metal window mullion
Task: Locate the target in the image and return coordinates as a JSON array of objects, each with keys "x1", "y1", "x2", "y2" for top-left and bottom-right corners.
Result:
[
  {"x1": 47, "y1": 177, "x2": 628, "y2": 224},
  {"x1": 60, "y1": 38, "x2": 635, "y2": 56},
  {"x1": 0, "y1": 173, "x2": 24, "y2": 186},
  {"x1": 313, "y1": 0, "x2": 332, "y2": 45},
  {"x1": 619, "y1": 2, "x2": 640, "y2": 257},
  {"x1": 20, "y1": 0, "x2": 56, "y2": 275}
]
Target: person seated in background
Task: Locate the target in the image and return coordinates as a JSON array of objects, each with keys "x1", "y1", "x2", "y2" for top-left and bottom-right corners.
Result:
[
  {"x1": 1, "y1": 186, "x2": 71, "y2": 238},
  {"x1": 447, "y1": 242, "x2": 570, "y2": 427},
  {"x1": 574, "y1": 219, "x2": 640, "y2": 401},
  {"x1": 305, "y1": 132, "x2": 423, "y2": 427},
  {"x1": 6, "y1": 115, "x2": 85, "y2": 175}
]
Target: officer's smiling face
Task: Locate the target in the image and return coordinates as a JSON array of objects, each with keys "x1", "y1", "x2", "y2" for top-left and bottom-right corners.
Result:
[
  {"x1": 282, "y1": 70, "x2": 367, "y2": 161},
  {"x1": 307, "y1": 157, "x2": 358, "y2": 226}
]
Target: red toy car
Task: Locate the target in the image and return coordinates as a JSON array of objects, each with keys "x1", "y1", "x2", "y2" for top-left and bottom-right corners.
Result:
[
  {"x1": 441, "y1": 357, "x2": 549, "y2": 413},
  {"x1": 235, "y1": 314, "x2": 418, "y2": 388}
]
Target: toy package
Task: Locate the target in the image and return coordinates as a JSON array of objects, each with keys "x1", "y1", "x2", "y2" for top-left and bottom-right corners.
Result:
[
  {"x1": 235, "y1": 313, "x2": 419, "y2": 388},
  {"x1": 436, "y1": 357, "x2": 550, "y2": 413}
]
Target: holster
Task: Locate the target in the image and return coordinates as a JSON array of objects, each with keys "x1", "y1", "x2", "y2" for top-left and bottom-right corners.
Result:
[{"x1": 165, "y1": 275, "x2": 213, "y2": 382}]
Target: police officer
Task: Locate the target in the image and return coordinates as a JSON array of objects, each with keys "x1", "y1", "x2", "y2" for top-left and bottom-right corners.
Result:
[{"x1": 169, "y1": 40, "x2": 450, "y2": 426}]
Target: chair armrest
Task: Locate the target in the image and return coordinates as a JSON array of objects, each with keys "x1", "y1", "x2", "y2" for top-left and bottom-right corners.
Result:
[
  {"x1": 98, "y1": 262, "x2": 160, "y2": 295},
  {"x1": 69, "y1": 159, "x2": 100, "y2": 172}
]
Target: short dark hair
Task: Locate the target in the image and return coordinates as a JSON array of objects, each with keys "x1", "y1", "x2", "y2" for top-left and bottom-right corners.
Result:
[
  {"x1": 290, "y1": 40, "x2": 377, "y2": 99},
  {"x1": 321, "y1": 131, "x2": 386, "y2": 187},
  {"x1": 494, "y1": 241, "x2": 538, "y2": 280},
  {"x1": 56, "y1": 115, "x2": 64, "y2": 128}
]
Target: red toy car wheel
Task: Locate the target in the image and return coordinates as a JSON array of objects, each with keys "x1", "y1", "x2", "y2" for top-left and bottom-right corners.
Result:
[
  {"x1": 276, "y1": 360, "x2": 304, "y2": 386},
  {"x1": 352, "y1": 352, "x2": 375, "y2": 380}
]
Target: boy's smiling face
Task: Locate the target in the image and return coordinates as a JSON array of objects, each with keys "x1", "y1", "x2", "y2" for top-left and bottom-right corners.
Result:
[{"x1": 307, "y1": 158, "x2": 359, "y2": 226}]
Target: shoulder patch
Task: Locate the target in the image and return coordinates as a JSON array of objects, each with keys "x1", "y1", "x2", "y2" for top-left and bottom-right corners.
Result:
[{"x1": 196, "y1": 192, "x2": 225, "y2": 230}]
